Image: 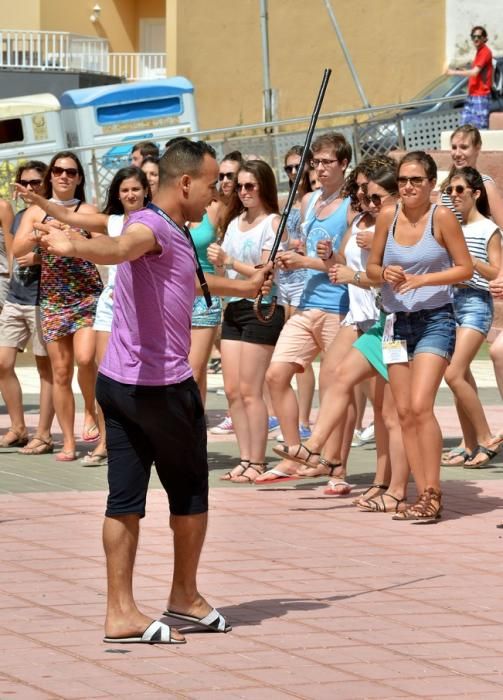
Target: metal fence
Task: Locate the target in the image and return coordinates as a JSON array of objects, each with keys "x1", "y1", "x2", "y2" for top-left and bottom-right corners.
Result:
[{"x1": 0, "y1": 95, "x2": 463, "y2": 208}]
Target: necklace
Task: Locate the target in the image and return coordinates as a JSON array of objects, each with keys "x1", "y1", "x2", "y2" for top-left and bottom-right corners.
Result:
[{"x1": 317, "y1": 187, "x2": 341, "y2": 209}]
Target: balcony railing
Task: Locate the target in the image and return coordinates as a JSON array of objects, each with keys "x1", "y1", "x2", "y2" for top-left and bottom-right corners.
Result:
[
  {"x1": 108, "y1": 53, "x2": 165, "y2": 80},
  {"x1": 0, "y1": 30, "x2": 165, "y2": 80}
]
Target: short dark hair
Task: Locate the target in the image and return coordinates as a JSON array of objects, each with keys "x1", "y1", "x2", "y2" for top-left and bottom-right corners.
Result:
[
  {"x1": 131, "y1": 140, "x2": 159, "y2": 159},
  {"x1": 103, "y1": 166, "x2": 151, "y2": 215},
  {"x1": 471, "y1": 26, "x2": 487, "y2": 39},
  {"x1": 141, "y1": 155, "x2": 159, "y2": 167},
  {"x1": 449, "y1": 166, "x2": 491, "y2": 218},
  {"x1": 221, "y1": 150, "x2": 243, "y2": 165},
  {"x1": 311, "y1": 132, "x2": 352, "y2": 166},
  {"x1": 15, "y1": 160, "x2": 47, "y2": 183},
  {"x1": 164, "y1": 136, "x2": 190, "y2": 150},
  {"x1": 160, "y1": 139, "x2": 216, "y2": 184},
  {"x1": 398, "y1": 151, "x2": 437, "y2": 181},
  {"x1": 42, "y1": 151, "x2": 86, "y2": 201}
]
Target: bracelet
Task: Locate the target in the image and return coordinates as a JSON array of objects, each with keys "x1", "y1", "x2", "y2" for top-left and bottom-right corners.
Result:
[{"x1": 225, "y1": 257, "x2": 234, "y2": 270}]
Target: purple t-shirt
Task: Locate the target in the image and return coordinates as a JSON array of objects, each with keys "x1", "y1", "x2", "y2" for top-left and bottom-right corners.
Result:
[{"x1": 99, "y1": 207, "x2": 196, "y2": 386}]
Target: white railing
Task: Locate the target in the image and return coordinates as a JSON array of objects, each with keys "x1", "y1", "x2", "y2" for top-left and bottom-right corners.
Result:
[
  {"x1": 0, "y1": 30, "x2": 108, "y2": 72},
  {"x1": 108, "y1": 53, "x2": 166, "y2": 80},
  {"x1": 0, "y1": 30, "x2": 165, "y2": 80}
]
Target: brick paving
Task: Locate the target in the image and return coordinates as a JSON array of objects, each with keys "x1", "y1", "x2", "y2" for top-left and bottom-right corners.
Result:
[{"x1": 1, "y1": 362, "x2": 503, "y2": 699}]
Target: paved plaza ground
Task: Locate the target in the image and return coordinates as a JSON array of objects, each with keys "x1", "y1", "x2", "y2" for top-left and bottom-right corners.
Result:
[{"x1": 1, "y1": 360, "x2": 503, "y2": 699}]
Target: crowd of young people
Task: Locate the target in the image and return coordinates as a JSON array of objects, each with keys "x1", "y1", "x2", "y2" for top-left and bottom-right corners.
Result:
[{"x1": 1, "y1": 129, "x2": 503, "y2": 525}]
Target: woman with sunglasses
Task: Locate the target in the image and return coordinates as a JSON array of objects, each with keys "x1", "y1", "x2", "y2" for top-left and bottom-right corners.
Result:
[
  {"x1": 13, "y1": 151, "x2": 103, "y2": 462},
  {"x1": 365, "y1": 151, "x2": 472, "y2": 521},
  {"x1": 439, "y1": 167, "x2": 501, "y2": 468},
  {"x1": 17, "y1": 165, "x2": 152, "y2": 465},
  {"x1": 0, "y1": 161, "x2": 55, "y2": 452},
  {"x1": 439, "y1": 125, "x2": 503, "y2": 228},
  {"x1": 207, "y1": 159, "x2": 285, "y2": 482},
  {"x1": 269, "y1": 163, "x2": 410, "y2": 510}
]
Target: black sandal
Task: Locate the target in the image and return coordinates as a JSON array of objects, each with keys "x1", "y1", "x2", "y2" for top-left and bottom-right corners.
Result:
[
  {"x1": 352, "y1": 483, "x2": 389, "y2": 506},
  {"x1": 220, "y1": 458, "x2": 250, "y2": 481},
  {"x1": 297, "y1": 457, "x2": 343, "y2": 478},
  {"x1": 231, "y1": 462, "x2": 267, "y2": 483},
  {"x1": 272, "y1": 442, "x2": 321, "y2": 467},
  {"x1": 359, "y1": 493, "x2": 406, "y2": 513}
]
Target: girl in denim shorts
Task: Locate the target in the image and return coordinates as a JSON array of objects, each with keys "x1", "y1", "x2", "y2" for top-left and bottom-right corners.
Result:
[
  {"x1": 441, "y1": 167, "x2": 501, "y2": 468},
  {"x1": 367, "y1": 151, "x2": 473, "y2": 521}
]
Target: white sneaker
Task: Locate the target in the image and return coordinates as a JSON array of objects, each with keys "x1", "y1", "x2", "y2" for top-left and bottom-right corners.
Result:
[
  {"x1": 351, "y1": 429, "x2": 364, "y2": 447},
  {"x1": 359, "y1": 423, "x2": 375, "y2": 444},
  {"x1": 209, "y1": 416, "x2": 234, "y2": 435}
]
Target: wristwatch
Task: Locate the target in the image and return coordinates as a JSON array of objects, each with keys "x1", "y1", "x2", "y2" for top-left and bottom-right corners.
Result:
[
  {"x1": 225, "y1": 257, "x2": 234, "y2": 270},
  {"x1": 353, "y1": 271, "x2": 361, "y2": 285}
]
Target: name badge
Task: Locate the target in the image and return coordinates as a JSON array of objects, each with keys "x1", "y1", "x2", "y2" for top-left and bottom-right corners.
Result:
[{"x1": 382, "y1": 313, "x2": 408, "y2": 364}]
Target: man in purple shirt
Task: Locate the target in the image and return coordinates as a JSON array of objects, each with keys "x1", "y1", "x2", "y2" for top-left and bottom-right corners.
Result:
[{"x1": 38, "y1": 140, "x2": 272, "y2": 645}]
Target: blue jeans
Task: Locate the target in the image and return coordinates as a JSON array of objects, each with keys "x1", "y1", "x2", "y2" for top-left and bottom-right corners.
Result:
[
  {"x1": 393, "y1": 303, "x2": 456, "y2": 361},
  {"x1": 453, "y1": 287, "x2": 493, "y2": 337}
]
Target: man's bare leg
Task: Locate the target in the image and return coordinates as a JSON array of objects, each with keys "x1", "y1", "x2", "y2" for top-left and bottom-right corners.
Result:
[
  {"x1": 168, "y1": 512, "x2": 214, "y2": 618},
  {"x1": 103, "y1": 514, "x2": 184, "y2": 640}
]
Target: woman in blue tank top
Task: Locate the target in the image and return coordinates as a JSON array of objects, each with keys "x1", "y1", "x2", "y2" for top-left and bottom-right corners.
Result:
[{"x1": 367, "y1": 151, "x2": 473, "y2": 522}]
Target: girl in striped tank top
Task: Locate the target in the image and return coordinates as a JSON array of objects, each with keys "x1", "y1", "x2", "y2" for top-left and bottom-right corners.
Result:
[
  {"x1": 367, "y1": 151, "x2": 473, "y2": 521},
  {"x1": 442, "y1": 167, "x2": 501, "y2": 468}
]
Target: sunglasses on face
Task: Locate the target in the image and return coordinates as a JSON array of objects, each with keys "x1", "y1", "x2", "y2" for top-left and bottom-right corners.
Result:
[
  {"x1": 19, "y1": 178, "x2": 42, "y2": 188},
  {"x1": 471, "y1": 34, "x2": 484, "y2": 40},
  {"x1": 237, "y1": 182, "x2": 257, "y2": 193},
  {"x1": 284, "y1": 163, "x2": 300, "y2": 175},
  {"x1": 51, "y1": 166, "x2": 78, "y2": 178},
  {"x1": 365, "y1": 193, "x2": 391, "y2": 206},
  {"x1": 397, "y1": 176, "x2": 430, "y2": 187},
  {"x1": 218, "y1": 172, "x2": 235, "y2": 181},
  {"x1": 445, "y1": 184, "x2": 472, "y2": 196}
]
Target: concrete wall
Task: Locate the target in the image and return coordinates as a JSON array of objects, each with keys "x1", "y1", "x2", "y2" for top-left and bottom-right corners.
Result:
[
  {"x1": 168, "y1": 0, "x2": 446, "y2": 130},
  {"x1": 0, "y1": 0, "x2": 40, "y2": 29},
  {"x1": 1, "y1": 0, "x2": 164, "y2": 52},
  {"x1": 445, "y1": 0, "x2": 503, "y2": 65}
]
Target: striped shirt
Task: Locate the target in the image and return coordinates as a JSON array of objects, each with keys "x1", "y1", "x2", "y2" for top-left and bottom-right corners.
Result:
[
  {"x1": 462, "y1": 216, "x2": 500, "y2": 291},
  {"x1": 381, "y1": 204, "x2": 453, "y2": 313}
]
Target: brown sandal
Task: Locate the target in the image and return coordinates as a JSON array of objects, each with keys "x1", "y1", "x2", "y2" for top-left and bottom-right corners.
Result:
[
  {"x1": 231, "y1": 462, "x2": 267, "y2": 483},
  {"x1": 392, "y1": 488, "x2": 442, "y2": 521},
  {"x1": 18, "y1": 435, "x2": 54, "y2": 455},
  {"x1": 0, "y1": 427, "x2": 29, "y2": 448}
]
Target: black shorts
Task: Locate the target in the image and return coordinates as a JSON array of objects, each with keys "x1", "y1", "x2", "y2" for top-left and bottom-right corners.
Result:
[
  {"x1": 221, "y1": 299, "x2": 284, "y2": 345},
  {"x1": 96, "y1": 373, "x2": 208, "y2": 518}
]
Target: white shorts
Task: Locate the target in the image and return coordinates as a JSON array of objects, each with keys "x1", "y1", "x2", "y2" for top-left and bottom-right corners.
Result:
[{"x1": 93, "y1": 286, "x2": 114, "y2": 332}]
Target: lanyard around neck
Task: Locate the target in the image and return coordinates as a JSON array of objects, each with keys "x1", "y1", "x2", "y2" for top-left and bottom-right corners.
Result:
[{"x1": 147, "y1": 203, "x2": 212, "y2": 309}]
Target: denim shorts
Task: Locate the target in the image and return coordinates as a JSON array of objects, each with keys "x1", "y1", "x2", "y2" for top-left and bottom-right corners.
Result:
[
  {"x1": 392, "y1": 303, "x2": 456, "y2": 361},
  {"x1": 191, "y1": 295, "x2": 222, "y2": 328},
  {"x1": 453, "y1": 286, "x2": 493, "y2": 337}
]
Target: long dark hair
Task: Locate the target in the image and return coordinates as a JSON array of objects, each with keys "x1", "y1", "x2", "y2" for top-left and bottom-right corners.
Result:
[
  {"x1": 102, "y1": 166, "x2": 151, "y2": 215},
  {"x1": 42, "y1": 151, "x2": 86, "y2": 201},
  {"x1": 448, "y1": 166, "x2": 491, "y2": 218}
]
